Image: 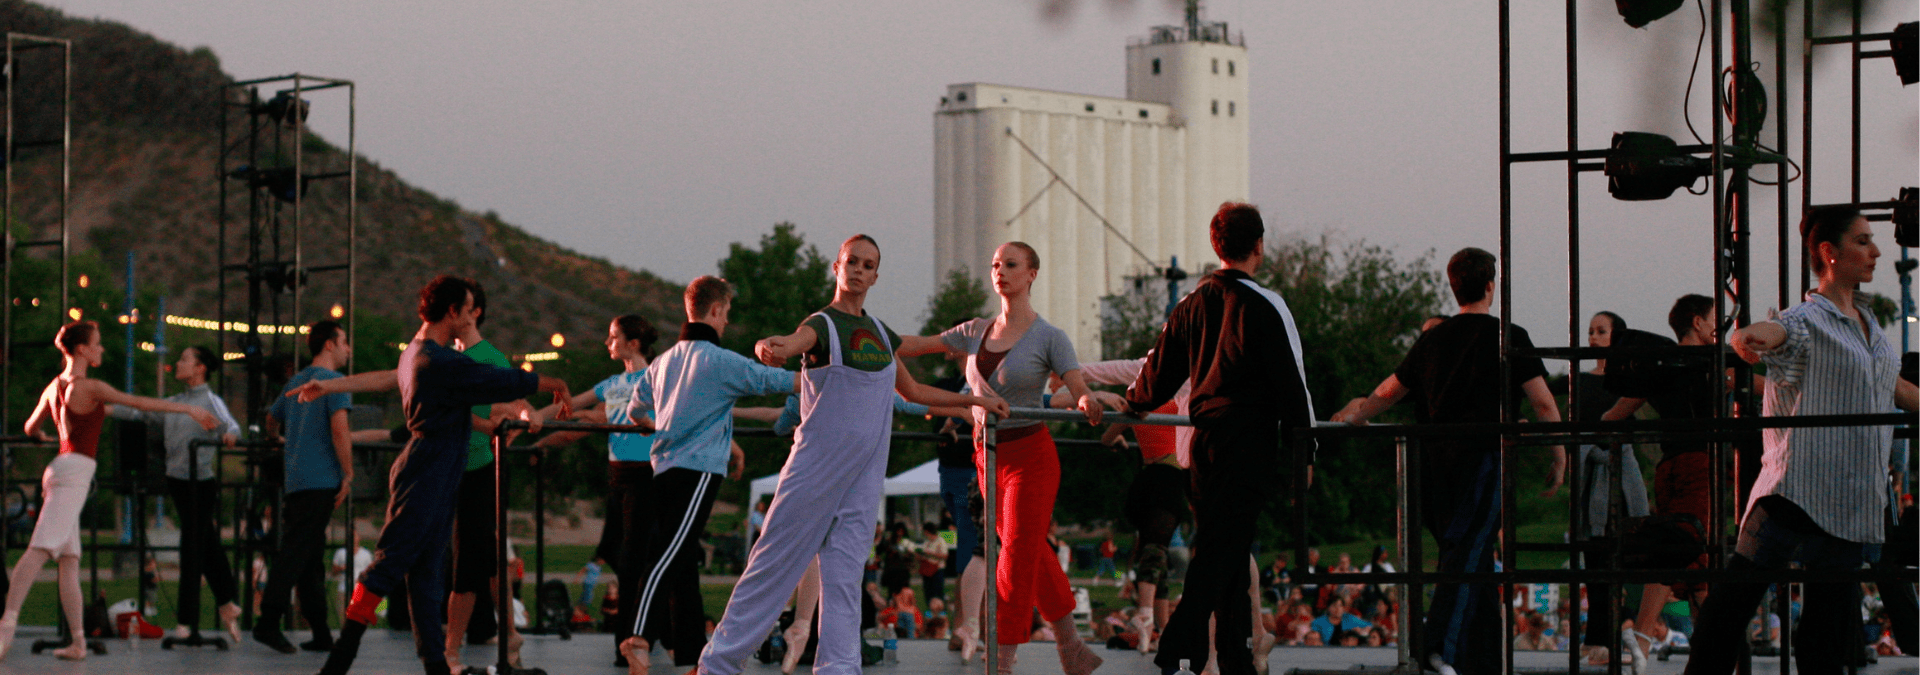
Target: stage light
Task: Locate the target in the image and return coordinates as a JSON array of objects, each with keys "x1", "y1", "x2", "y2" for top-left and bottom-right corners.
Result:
[
  {"x1": 1894, "y1": 187, "x2": 1916, "y2": 248},
  {"x1": 550, "y1": 333, "x2": 566, "y2": 348},
  {"x1": 330, "y1": 303, "x2": 345, "y2": 319},
  {"x1": 1604, "y1": 132, "x2": 1713, "y2": 201},
  {"x1": 228, "y1": 166, "x2": 308, "y2": 204},
  {"x1": 1894, "y1": 23, "x2": 1917, "y2": 86},
  {"x1": 261, "y1": 91, "x2": 310, "y2": 127},
  {"x1": 520, "y1": 362, "x2": 534, "y2": 372},
  {"x1": 1615, "y1": 0, "x2": 1683, "y2": 28},
  {"x1": 67, "y1": 308, "x2": 80, "y2": 320},
  {"x1": 77, "y1": 275, "x2": 88, "y2": 288}
]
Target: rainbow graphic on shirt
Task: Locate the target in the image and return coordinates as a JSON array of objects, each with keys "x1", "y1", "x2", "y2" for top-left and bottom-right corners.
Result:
[{"x1": 846, "y1": 328, "x2": 893, "y2": 367}]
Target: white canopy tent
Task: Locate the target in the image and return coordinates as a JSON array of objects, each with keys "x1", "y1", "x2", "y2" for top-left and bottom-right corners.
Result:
[{"x1": 744, "y1": 459, "x2": 946, "y2": 542}]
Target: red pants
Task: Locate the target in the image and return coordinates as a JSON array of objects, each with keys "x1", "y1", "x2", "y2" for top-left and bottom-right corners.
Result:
[
  {"x1": 976, "y1": 428, "x2": 1074, "y2": 645},
  {"x1": 1655, "y1": 452, "x2": 1713, "y2": 592}
]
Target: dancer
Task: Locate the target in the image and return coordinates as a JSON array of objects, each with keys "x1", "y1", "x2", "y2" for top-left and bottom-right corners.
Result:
[
  {"x1": 616, "y1": 275, "x2": 802, "y2": 674},
  {"x1": 1571, "y1": 310, "x2": 1648, "y2": 665},
  {"x1": 897, "y1": 240, "x2": 1116, "y2": 675},
  {"x1": 1333, "y1": 246, "x2": 1567, "y2": 675},
  {"x1": 697, "y1": 234, "x2": 1005, "y2": 675},
  {"x1": 532, "y1": 314, "x2": 660, "y2": 668},
  {"x1": 112, "y1": 345, "x2": 245, "y2": 642},
  {"x1": 1684, "y1": 206, "x2": 1918, "y2": 675},
  {"x1": 1055, "y1": 357, "x2": 1189, "y2": 655},
  {"x1": 256, "y1": 320, "x2": 356, "y2": 654},
  {"x1": 1122, "y1": 203, "x2": 1316, "y2": 675},
  {"x1": 0, "y1": 321, "x2": 219, "y2": 661},
  {"x1": 1598, "y1": 294, "x2": 1718, "y2": 659},
  {"x1": 442, "y1": 284, "x2": 528, "y2": 673},
  {"x1": 299, "y1": 275, "x2": 571, "y2": 675}
]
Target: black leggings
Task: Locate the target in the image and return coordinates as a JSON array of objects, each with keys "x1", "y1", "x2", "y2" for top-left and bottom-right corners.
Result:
[{"x1": 451, "y1": 465, "x2": 499, "y2": 594}]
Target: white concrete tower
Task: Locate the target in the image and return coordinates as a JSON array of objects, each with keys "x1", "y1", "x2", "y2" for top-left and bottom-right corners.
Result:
[{"x1": 1126, "y1": 2, "x2": 1250, "y2": 263}]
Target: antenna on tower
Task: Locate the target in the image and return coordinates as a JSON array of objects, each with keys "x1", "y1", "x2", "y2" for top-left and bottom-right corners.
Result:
[{"x1": 1185, "y1": 0, "x2": 1202, "y2": 39}]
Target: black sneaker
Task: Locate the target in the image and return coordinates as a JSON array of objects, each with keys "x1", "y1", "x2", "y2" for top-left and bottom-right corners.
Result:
[
  {"x1": 301, "y1": 638, "x2": 336, "y2": 652},
  {"x1": 254, "y1": 628, "x2": 298, "y2": 654}
]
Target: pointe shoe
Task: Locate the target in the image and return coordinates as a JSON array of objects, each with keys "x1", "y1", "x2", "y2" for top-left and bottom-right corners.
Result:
[
  {"x1": 620, "y1": 636, "x2": 652, "y2": 675},
  {"x1": 994, "y1": 644, "x2": 1018, "y2": 675},
  {"x1": 220, "y1": 602, "x2": 243, "y2": 645},
  {"x1": 1130, "y1": 611, "x2": 1155, "y2": 654},
  {"x1": 52, "y1": 642, "x2": 87, "y2": 661},
  {"x1": 780, "y1": 623, "x2": 811, "y2": 675},
  {"x1": 956, "y1": 625, "x2": 982, "y2": 665},
  {"x1": 1056, "y1": 635, "x2": 1103, "y2": 675}
]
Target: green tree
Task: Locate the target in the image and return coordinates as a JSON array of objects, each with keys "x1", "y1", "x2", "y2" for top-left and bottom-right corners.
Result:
[
  {"x1": 1252, "y1": 233, "x2": 1447, "y2": 545},
  {"x1": 715, "y1": 222, "x2": 834, "y2": 357},
  {"x1": 915, "y1": 268, "x2": 990, "y2": 380}
]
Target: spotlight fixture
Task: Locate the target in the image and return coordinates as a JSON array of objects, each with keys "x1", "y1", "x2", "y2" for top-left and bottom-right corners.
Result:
[
  {"x1": 258, "y1": 262, "x2": 308, "y2": 294},
  {"x1": 1604, "y1": 132, "x2": 1714, "y2": 201},
  {"x1": 329, "y1": 303, "x2": 345, "y2": 319},
  {"x1": 550, "y1": 333, "x2": 566, "y2": 348},
  {"x1": 261, "y1": 91, "x2": 310, "y2": 127},
  {"x1": 1894, "y1": 187, "x2": 1916, "y2": 248},
  {"x1": 1615, "y1": 0, "x2": 1684, "y2": 28},
  {"x1": 228, "y1": 166, "x2": 308, "y2": 204},
  {"x1": 1894, "y1": 23, "x2": 1917, "y2": 86}
]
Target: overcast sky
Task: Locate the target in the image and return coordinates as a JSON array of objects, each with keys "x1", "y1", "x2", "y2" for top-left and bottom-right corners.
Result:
[{"x1": 48, "y1": 0, "x2": 1919, "y2": 361}]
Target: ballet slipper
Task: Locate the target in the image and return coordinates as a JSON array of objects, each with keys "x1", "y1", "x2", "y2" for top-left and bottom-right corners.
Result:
[
  {"x1": 1051, "y1": 616, "x2": 1102, "y2": 675},
  {"x1": 956, "y1": 624, "x2": 981, "y2": 665},
  {"x1": 52, "y1": 642, "x2": 87, "y2": 661},
  {"x1": 0, "y1": 617, "x2": 16, "y2": 662},
  {"x1": 1131, "y1": 609, "x2": 1155, "y2": 654},
  {"x1": 994, "y1": 643, "x2": 1018, "y2": 675},
  {"x1": 780, "y1": 622, "x2": 810, "y2": 675},
  {"x1": 507, "y1": 630, "x2": 525, "y2": 669},
  {"x1": 620, "y1": 635, "x2": 651, "y2": 675},
  {"x1": 220, "y1": 602, "x2": 243, "y2": 645}
]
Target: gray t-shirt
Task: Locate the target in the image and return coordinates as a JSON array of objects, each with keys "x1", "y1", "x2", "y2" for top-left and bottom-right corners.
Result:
[{"x1": 939, "y1": 317, "x2": 1080, "y2": 429}]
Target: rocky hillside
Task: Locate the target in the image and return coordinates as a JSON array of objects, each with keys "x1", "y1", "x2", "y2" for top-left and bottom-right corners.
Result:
[{"x1": 0, "y1": 0, "x2": 683, "y2": 355}]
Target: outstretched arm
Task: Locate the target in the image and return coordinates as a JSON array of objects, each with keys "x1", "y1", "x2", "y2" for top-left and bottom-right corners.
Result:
[
  {"x1": 894, "y1": 334, "x2": 954, "y2": 358},
  {"x1": 1897, "y1": 379, "x2": 1917, "y2": 413},
  {"x1": 292, "y1": 370, "x2": 398, "y2": 402},
  {"x1": 1598, "y1": 397, "x2": 1646, "y2": 422},
  {"x1": 88, "y1": 381, "x2": 220, "y2": 430},
  {"x1": 1521, "y1": 376, "x2": 1568, "y2": 498},
  {"x1": 1729, "y1": 321, "x2": 1786, "y2": 364},
  {"x1": 894, "y1": 365, "x2": 1009, "y2": 418},
  {"x1": 1331, "y1": 375, "x2": 1409, "y2": 426},
  {"x1": 755, "y1": 325, "x2": 820, "y2": 367}
]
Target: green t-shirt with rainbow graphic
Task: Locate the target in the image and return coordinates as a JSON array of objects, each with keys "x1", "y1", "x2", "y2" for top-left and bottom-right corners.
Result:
[{"x1": 801, "y1": 307, "x2": 901, "y2": 373}]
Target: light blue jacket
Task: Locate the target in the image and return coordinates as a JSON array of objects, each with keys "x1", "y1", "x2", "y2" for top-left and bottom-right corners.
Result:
[{"x1": 627, "y1": 331, "x2": 795, "y2": 475}]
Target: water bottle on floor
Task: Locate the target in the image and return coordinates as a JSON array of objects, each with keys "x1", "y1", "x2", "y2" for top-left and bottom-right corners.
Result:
[
  {"x1": 1176, "y1": 658, "x2": 1195, "y2": 675},
  {"x1": 884, "y1": 636, "x2": 898, "y2": 665}
]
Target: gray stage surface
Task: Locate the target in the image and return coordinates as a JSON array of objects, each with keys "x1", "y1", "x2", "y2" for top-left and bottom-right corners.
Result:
[{"x1": 0, "y1": 628, "x2": 1912, "y2": 675}]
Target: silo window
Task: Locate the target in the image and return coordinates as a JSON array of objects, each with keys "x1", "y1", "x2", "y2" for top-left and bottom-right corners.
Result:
[
  {"x1": 1211, "y1": 100, "x2": 1219, "y2": 115},
  {"x1": 1212, "y1": 58, "x2": 1219, "y2": 74},
  {"x1": 957, "y1": 91, "x2": 968, "y2": 102},
  {"x1": 1229, "y1": 101, "x2": 1236, "y2": 116},
  {"x1": 1138, "y1": 109, "x2": 1149, "y2": 118},
  {"x1": 1086, "y1": 102, "x2": 1096, "y2": 112},
  {"x1": 1151, "y1": 58, "x2": 1161, "y2": 75}
]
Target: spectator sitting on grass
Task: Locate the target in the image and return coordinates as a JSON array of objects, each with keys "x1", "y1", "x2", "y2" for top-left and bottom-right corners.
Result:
[
  {"x1": 1281, "y1": 603, "x2": 1314, "y2": 645},
  {"x1": 1310, "y1": 598, "x2": 1372, "y2": 644},
  {"x1": 1512, "y1": 613, "x2": 1554, "y2": 651}
]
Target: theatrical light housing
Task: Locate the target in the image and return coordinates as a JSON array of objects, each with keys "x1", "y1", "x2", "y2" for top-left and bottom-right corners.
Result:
[
  {"x1": 1615, "y1": 0, "x2": 1684, "y2": 28},
  {"x1": 330, "y1": 303, "x2": 345, "y2": 319},
  {"x1": 229, "y1": 166, "x2": 308, "y2": 204},
  {"x1": 1894, "y1": 23, "x2": 1917, "y2": 86},
  {"x1": 1604, "y1": 132, "x2": 1714, "y2": 201},
  {"x1": 261, "y1": 91, "x2": 310, "y2": 127},
  {"x1": 1895, "y1": 187, "x2": 1916, "y2": 248}
]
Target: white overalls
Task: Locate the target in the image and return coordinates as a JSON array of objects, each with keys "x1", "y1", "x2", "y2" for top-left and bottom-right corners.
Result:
[{"x1": 701, "y1": 313, "x2": 897, "y2": 675}]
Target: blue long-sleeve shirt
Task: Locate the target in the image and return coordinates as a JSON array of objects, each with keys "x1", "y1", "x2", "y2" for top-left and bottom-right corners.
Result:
[{"x1": 627, "y1": 323, "x2": 796, "y2": 475}]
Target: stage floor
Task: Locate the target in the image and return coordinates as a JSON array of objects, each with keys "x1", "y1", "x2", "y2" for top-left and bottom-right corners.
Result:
[{"x1": 0, "y1": 627, "x2": 1911, "y2": 675}]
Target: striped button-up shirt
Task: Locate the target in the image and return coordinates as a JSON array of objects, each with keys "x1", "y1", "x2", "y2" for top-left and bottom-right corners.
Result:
[{"x1": 1752, "y1": 292, "x2": 1901, "y2": 543}]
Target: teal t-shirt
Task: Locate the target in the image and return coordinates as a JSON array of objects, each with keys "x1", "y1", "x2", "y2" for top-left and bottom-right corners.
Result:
[
  {"x1": 801, "y1": 307, "x2": 901, "y2": 373},
  {"x1": 466, "y1": 339, "x2": 512, "y2": 471}
]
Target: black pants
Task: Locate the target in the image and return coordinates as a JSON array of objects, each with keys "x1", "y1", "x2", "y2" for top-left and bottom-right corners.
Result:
[
  {"x1": 452, "y1": 466, "x2": 498, "y2": 594},
  {"x1": 1155, "y1": 418, "x2": 1276, "y2": 675},
  {"x1": 1422, "y1": 450, "x2": 1503, "y2": 675},
  {"x1": 259, "y1": 488, "x2": 337, "y2": 640},
  {"x1": 168, "y1": 477, "x2": 238, "y2": 629},
  {"x1": 607, "y1": 462, "x2": 654, "y2": 651},
  {"x1": 1685, "y1": 497, "x2": 1864, "y2": 675},
  {"x1": 631, "y1": 468, "x2": 716, "y2": 666}
]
